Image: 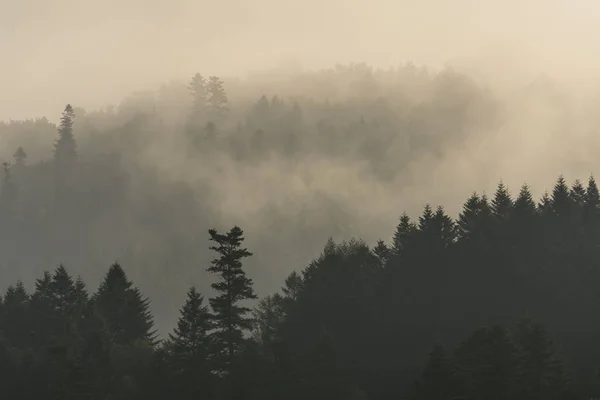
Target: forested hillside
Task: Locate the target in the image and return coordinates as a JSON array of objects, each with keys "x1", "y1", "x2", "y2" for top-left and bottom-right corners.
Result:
[
  {"x1": 0, "y1": 64, "x2": 511, "y2": 331},
  {"x1": 2, "y1": 175, "x2": 600, "y2": 399}
]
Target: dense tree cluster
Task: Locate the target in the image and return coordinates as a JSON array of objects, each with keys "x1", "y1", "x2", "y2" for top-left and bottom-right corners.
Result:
[{"x1": 3, "y1": 174, "x2": 600, "y2": 399}]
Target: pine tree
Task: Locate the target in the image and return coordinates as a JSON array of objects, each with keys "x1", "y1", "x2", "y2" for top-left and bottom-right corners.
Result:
[
  {"x1": 586, "y1": 175, "x2": 600, "y2": 210},
  {"x1": 93, "y1": 263, "x2": 157, "y2": 346},
  {"x1": 392, "y1": 213, "x2": 417, "y2": 256},
  {"x1": 584, "y1": 175, "x2": 600, "y2": 224},
  {"x1": 169, "y1": 287, "x2": 212, "y2": 357},
  {"x1": 168, "y1": 286, "x2": 214, "y2": 399},
  {"x1": 432, "y1": 206, "x2": 456, "y2": 248},
  {"x1": 188, "y1": 73, "x2": 208, "y2": 116},
  {"x1": 514, "y1": 184, "x2": 537, "y2": 219},
  {"x1": 418, "y1": 204, "x2": 434, "y2": 231},
  {"x1": 372, "y1": 239, "x2": 391, "y2": 267},
  {"x1": 54, "y1": 104, "x2": 77, "y2": 166},
  {"x1": 538, "y1": 191, "x2": 552, "y2": 216},
  {"x1": 186, "y1": 73, "x2": 208, "y2": 148},
  {"x1": 206, "y1": 76, "x2": 228, "y2": 119},
  {"x1": 550, "y1": 175, "x2": 571, "y2": 217},
  {"x1": 457, "y1": 192, "x2": 491, "y2": 241},
  {"x1": 50, "y1": 265, "x2": 78, "y2": 314},
  {"x1": 207, "y1": 226, "x2": 257, "y2": 371},
  {"x1": 570, "y1": 179, "x2": 586, "y2": 207},
  {"x1": 491, "y1": 181, "x2": 514, "y2": 222}
]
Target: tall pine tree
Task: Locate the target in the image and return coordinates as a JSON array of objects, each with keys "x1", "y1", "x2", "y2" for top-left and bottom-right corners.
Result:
[{"x1": 207, "y1": 226, "x2": 257, "y2": 371}]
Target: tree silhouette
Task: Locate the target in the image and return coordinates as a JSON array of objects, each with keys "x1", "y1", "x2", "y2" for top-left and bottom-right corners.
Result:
[{"x1": 207, "y1": 226, "x2": 257, "y2": 371}]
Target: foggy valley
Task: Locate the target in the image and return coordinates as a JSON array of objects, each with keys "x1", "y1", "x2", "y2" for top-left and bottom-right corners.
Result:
[{"x1": 4, "y1": 0, "x2": 600, "y2": 399}]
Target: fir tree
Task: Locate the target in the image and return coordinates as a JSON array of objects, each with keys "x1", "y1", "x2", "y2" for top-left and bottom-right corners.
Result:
[
  {"x1": 54, "y1": 104, "x2": 77, "y2": 166},
  {"x1": 206, "y1": 76, "x2": 228, "y2": 119},
  {"x1": 168, "y1": 286, "x2": 214, "y2": 399},
  {"x1": 550, "y1": 175, "x2": 571, "y2": 217},
  {"x1": 514, "y1": 184, "x2": 537, "y2": 218},
  {"x1": 93, "y1": 263, "x2": 157, "y2": 346},
  {"x1": 50, "y1": 265, "x2": 78, "y2": 314},
  {"x1": 207, "y1": 226, "x2": 257, "y2": 370},
  {"x1": 491, "y1": 181, "x2": 514, "y2": 221},
  {"x1": 169, "y1": 287, "x2": 212, "y2": 358},
  {"x1": 188, "y1": 73, "x2": 208, "y2": 115},
  {"x1": 457, "y1": 192, "x2": 485, "y2": 240},
  {"x1": 586, "y1": 175, "x2": 600, "y2": 210},
  {"x1": 570, "y1": 179, "x2": 587, "y2": 207},
  {"x1": 392, "y1": 212, "x2": 417, "y2": 256},
  {"x1": 372, "y1": 239, "x2": 391, "y2": 267}
]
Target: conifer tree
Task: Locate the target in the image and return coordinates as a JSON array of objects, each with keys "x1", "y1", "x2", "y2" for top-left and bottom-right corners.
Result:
[
  {"x1": 206, "y1": 76, "x2": 228, "y2": 119},
  {"x1": 188, "y1": 73, "x2": 208, "y2": 115},
  {"x1": 584, "y1": 175, "x2": 600, "y2": 225},
  {"x1": 392, "y1": 213, "x2": 417, "y2": 256},
  {"x1": 169, "y1": 287, "x2": 212, "y2": 357},
  {"x1": 586, "y1": 175, "x2": 600, "y2": 210},
  {"x1": 432, "y1": 206, "x2": 456, "y2": 248},
  {"x1": 538, "y1": 191, "x2": 553, "y2": 216},
  {"x1": 186, "y1": 73, "x2": 208, "y2": 147},
  {"x1": 93, "y1": 263, "x2": 157, "y2": 346},
  {"x1": 168, "y1": 286, "x2": 213, "y2": 399},
  {"x1": 372, "y1": 239, "x2": 392, "y2": 266},
  {"x1": 550, "y1": 175, "x2": 571, "y2": 217},
  {"x1": 514, "y1": 184, "x2": 537, "y2": 218},
  {"x1": 570, "y1": 179, "x2": 586, "y2": 207},
  {"x1": 491, "y1": 181, "x2": 514, "y2": 221},
  {"x1": 207, "y1": 226, "x2": 257, "y2": 370},
  {"x1": 54, "y1": 104, "x2": 77, "y2": 166},
  {"x1": 281, "y1": 271, "x2": 303, "y2": 303},
  {"x1": 457, "y1": 192, "x2": 487, "y2": 240},
  {"x1": 50, "y1": 265, "x2": 78, "y2": 314}
]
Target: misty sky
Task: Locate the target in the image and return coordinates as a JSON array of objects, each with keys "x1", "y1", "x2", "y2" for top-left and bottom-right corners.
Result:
[{"x1": 3, "y1": 0, "x2": 600, "y2": 120}]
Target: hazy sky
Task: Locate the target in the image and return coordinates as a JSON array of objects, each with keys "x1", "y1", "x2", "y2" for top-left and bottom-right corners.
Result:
[{"x1": 3, "y1": 0, "x2": 600, "y2": 120}]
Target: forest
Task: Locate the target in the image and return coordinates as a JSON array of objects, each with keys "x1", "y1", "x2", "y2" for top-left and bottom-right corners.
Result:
[
  {"x1": 2, "y1": 64, "x2": 600, "y2": 398},
  {"x1": 2, "y1": 173, "x2": 600, "y2": 399}
]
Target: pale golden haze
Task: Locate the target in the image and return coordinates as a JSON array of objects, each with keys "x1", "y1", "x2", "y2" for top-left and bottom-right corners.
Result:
[{"x1": 4, "y1": 0, "x2": 600, "y2": 120}]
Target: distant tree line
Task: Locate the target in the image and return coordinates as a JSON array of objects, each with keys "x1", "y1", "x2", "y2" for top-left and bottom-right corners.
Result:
[{"x1": 3, "y1": 174, "x2": 600, "y2": 399}]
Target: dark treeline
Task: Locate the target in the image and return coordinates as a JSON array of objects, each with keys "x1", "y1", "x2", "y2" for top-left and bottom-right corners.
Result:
[
  {"x1": 3, "y1": 174, "x2": 600, "y2": 399},
  {"x1": 0, "y1": 64, "x2": 501, "y2": 331}
]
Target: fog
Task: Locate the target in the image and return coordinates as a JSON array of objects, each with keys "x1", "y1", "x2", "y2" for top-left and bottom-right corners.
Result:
[
  {"x1": 4, "y1": 0, "x2": 600, "y2": 333},
  {"x1": 5, "y1": 0, "x2": 600, "y2": 120}
]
